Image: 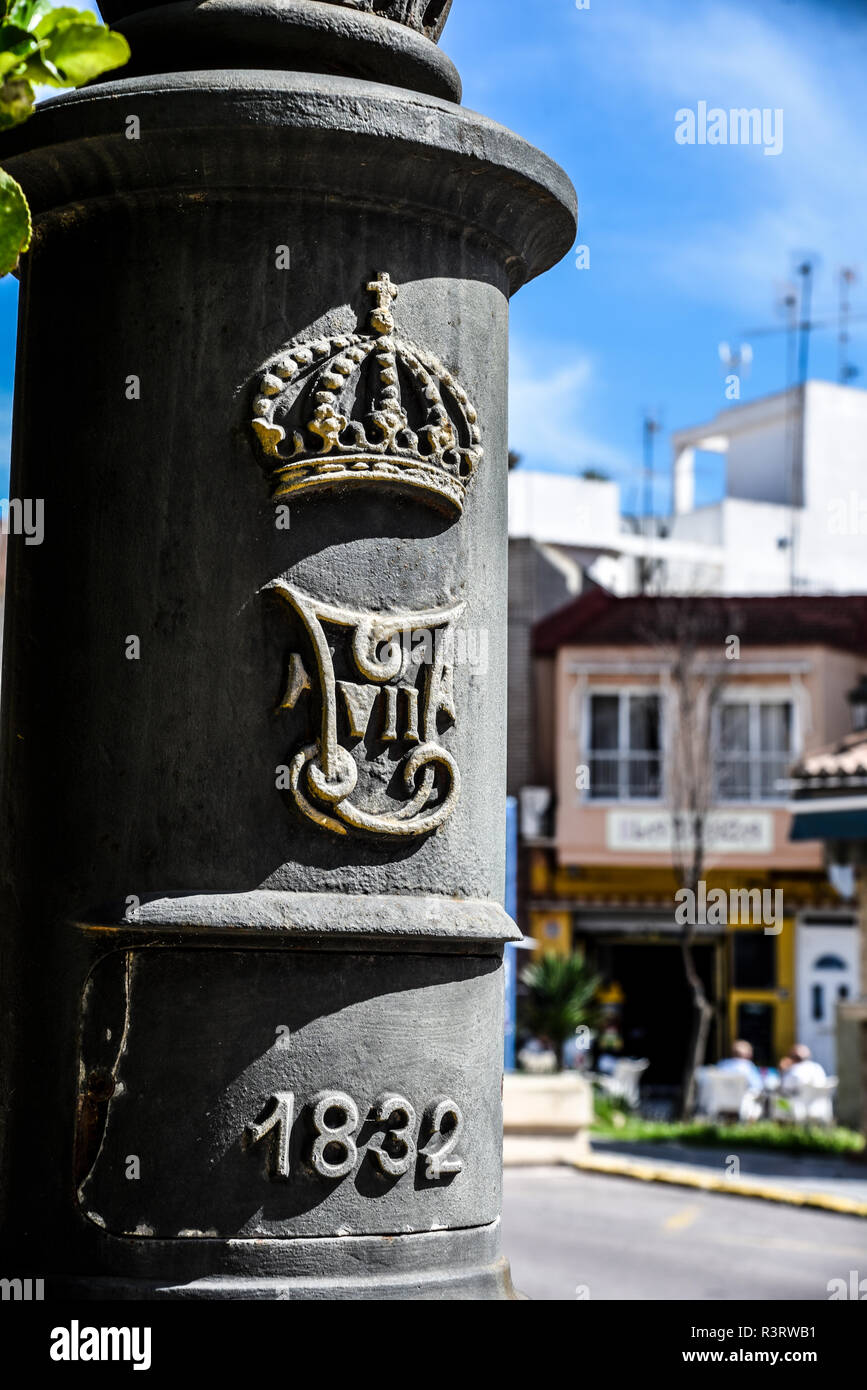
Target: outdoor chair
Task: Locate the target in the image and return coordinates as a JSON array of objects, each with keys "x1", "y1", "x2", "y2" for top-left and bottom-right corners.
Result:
[
  {"x1": 772, "y1": 1077, "x2": 838, "y2": 1126},
  {"x1": 598, "y1": 1057, "x2": 649, "y2": 1109},
  {"x1": 517, "y1": 1044, "x2": 558, "y2": 1075},
  {"x1": 694, "y1": 1066, "x2": 763, "y2": 1122}
]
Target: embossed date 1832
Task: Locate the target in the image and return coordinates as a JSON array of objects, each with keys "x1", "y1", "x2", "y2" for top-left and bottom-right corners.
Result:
[{"x1": 246, "y1": 1090, "x2": 464, "y2": 1183}]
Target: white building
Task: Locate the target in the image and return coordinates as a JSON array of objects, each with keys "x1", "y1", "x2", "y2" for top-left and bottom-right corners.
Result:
[{"x1": 509, "y1": 381, "x2": 867, "y2": 596}]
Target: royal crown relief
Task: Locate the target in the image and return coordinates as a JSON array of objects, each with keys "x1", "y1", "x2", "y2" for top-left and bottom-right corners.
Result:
[
  {"x1": 250, "y1": 271, "x2": 481, "y2": 517},
  {"x1": 249, "y1": 273, "x2": 480, "y2": 840}
]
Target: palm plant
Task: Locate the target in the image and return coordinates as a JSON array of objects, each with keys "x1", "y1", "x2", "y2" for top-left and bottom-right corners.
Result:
[{"x1": 520, "y1": 952, "x2": 602, "y2": 1071}]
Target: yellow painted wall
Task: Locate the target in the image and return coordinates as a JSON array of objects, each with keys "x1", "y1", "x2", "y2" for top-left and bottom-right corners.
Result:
[
  {"x1": 530, "y1": 849, "x2": 814, "y2": 1056},
  {"x1": 528, "y1": 909, "x2": 572, "y2": 957},
  {"x1": 545, "y1": 861, "x2": 836, "y2": 908},
  {"x1": 727, "y1": 919, "x2": 796, "y2": 1062}
]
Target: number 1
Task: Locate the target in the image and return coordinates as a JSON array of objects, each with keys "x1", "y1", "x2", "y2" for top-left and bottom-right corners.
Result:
[{"x1": 247, "y1": 1092, "x2": 294, "y2": 1179}]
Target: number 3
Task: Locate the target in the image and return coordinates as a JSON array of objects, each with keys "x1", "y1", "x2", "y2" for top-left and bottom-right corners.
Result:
[{"x1": 368, "y1": 1092, "x2": 417, "y2": 1177}]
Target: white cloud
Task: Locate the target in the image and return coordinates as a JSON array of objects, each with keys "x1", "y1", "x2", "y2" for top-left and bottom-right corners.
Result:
[
  {"x1": 508, "y1": 341, "x2": 633, "y2": 476},
  {"x1": 598, "y1": 0, "x2": 867, "y2": 312}
]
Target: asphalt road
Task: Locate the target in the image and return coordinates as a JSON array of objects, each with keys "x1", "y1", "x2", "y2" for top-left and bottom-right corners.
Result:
[{"x1": 502, "y1": 1167, "x2": 867, "y2": 1301}]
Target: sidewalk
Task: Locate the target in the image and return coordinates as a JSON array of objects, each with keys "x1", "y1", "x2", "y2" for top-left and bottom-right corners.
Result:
[{"x1": 502, "y1": 1134, "x2": 867, "y2": 1216}]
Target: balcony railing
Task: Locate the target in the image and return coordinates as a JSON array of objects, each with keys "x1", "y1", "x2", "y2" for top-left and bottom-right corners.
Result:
[
  {"x1": 581, "y1": 753, "x2": 791, "y2": 803},
  {"x1": 714, "y1": 753, "x2": 791, "y2": 802},
  {"x1": 587, "y1": 752, "x2": 662, "y2": 800}
]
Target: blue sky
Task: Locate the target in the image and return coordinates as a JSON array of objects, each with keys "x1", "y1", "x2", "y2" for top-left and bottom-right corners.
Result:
[
  {"x1": 1, "y1": 0, "x2": 865, "y2": 514},
  {"x1": 442, "y1": 0, "x2": 867, "y2": 513}
]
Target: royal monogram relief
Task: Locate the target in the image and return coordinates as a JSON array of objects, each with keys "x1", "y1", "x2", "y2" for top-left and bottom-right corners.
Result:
[
  {"x1": 250, "y1": 272, "x2": 482, "y2": 517},
  {"x1": 272, "y1": 581, "x2": 463, "y2": 839}
]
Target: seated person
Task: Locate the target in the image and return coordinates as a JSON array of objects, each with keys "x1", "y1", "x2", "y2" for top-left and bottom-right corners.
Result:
[
  {"x1": 781, "y1": 1044, "x2": 827, "y2": 1090},
  {"x1": 717, "y1": 1039, "x2": 763, "y2": 1092}
]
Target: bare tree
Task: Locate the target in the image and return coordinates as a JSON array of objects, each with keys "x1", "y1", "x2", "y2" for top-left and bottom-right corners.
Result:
[{"x1": 652, "y1": 599, "x2": 739, "y2": 1118}]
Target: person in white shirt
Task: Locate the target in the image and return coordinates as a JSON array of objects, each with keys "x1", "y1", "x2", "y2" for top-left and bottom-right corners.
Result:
[
  {"x1": 718, "y1": 1039, "x2": 764, "y2": 1092},
  {"x1": 781, "y1": 1044, "x2": 827, "y2": 1091}
]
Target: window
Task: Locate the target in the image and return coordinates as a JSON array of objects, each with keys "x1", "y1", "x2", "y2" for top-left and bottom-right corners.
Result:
[
  {"x1": 814, "y1": 954, "x2": 847, "y2": 971},
  {"x1": 714, "y1": 699, "x2": 794, "y2": 802},
  {"x1": 732, "y1": 931, "x2": 776, "y2": 989},
  {"x1": 735, "y1": 1001, "x2": 774, "y2": 1068},
  {"x1": 586, "y1": 691, "x2": 662, "y2": 800}
]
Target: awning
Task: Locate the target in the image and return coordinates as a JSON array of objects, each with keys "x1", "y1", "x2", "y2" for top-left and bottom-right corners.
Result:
[
  {"x1": 574, "y1": 911, "x2": 724, "y2": 937},
  {"x1": 789, "y1": 807, "x2": 867, "y2": 841}
]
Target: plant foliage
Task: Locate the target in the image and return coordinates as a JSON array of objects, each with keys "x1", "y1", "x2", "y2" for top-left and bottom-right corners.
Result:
[
  {"x1": 591, "y1": 1113, "x2": 865, "y2": 1155},
  {"x1": 520, "y1": 952, "x2": 602, "y2": 1068},
  {"x1": 0, "y1": 0, "x2": 129, "y2": 273}
]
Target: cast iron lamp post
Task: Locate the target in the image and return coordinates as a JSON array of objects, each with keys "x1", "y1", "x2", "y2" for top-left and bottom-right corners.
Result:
[{"x1": 0, "y1": 0, "x2": 576, "y2": 1297}]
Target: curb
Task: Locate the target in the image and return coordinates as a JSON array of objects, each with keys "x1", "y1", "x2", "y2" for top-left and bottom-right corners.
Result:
[{"x1": 574, "y1": 1151, "x2": 867, "y2": 1218}]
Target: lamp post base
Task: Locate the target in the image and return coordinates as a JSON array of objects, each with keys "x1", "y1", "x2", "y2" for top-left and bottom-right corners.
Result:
[{"x1": 50, "y1": 1225, "x2": 519, "y2": 1301}]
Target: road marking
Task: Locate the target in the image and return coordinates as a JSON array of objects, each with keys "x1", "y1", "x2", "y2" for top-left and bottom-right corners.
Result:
[
  {"x1": 664, "y1": 1205, "x2": 701, "y2": 1231},
  {"x1": 574, "y1": 1154, "x2": 867, "y2": 1217},
  {"x1": 713, "y1": 1232, "x2": 866, "y2": 1258}
]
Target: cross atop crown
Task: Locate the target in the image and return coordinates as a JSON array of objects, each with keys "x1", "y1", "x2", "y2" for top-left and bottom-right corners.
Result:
[{"x1": 367, "y1": 271, "x2": 400, "y2": 335}]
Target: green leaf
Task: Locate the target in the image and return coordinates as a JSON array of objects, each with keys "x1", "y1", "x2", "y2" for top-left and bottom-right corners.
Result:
[
  {"x1": 34, "y1": 6, "x2": 95, "y2": 37},
  {"x1": 0, "y1": 165, "x2": 31, "y2": 276},
  {"x1": 0, "y1": 74, "x2": 34, "y2": 126},
  {"x1": 0, "y1": 44, "x2": 37, "y2": 80},
  {"x1": 19, "y1": 48, "x2": 64, "y2": 85},
  {"x1": 6, "y1": 0, "x2": 54, "y2": 31},
  {"x1": 40, "y1": 18, "x2": 129, "y2": 86},
  {"x1": 0, "y1": 22, "x2": 41, "y2": 77},
  {"x1": 0, "y1": 19, "x2": 37, "y2": 45}
]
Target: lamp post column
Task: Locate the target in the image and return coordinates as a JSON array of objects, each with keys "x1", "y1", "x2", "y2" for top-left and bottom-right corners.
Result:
[{"x1": 0, "y1": 0, "x2": 576, "y2": 1298}]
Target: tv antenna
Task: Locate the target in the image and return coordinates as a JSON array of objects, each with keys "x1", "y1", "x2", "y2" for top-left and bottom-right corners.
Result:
[
  {"x1": 639, "y1": 412, "x2": 663, "y2": 595},
  {"x1": 838, "y1": 267, "x2": 859, "y2": 385},
  {"x1": 742, "y1": 257, "x2": 867, "y2": 387}
]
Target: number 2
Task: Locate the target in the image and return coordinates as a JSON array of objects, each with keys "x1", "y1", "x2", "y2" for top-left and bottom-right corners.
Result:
[{"x1": 419, "y1": 1096, "x2": 464, "y2": 1180}]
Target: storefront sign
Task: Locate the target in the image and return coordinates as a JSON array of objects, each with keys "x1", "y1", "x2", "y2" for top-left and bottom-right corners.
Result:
[{"x1": 606, "y1": 810, "x2": 774, "y2": 854}]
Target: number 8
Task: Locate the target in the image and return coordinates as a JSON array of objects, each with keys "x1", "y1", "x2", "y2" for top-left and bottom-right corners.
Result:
[{"x1": 310, "y1": 1091, "x2": 359, "y2": 1179}]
